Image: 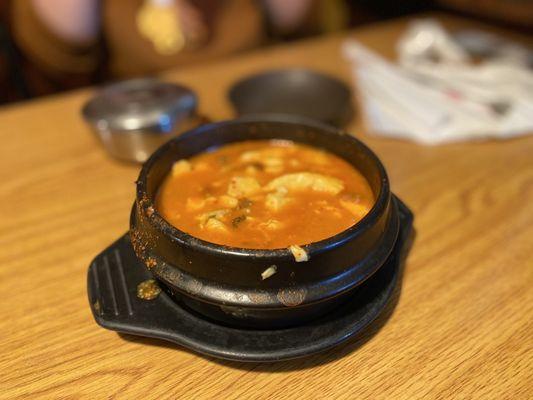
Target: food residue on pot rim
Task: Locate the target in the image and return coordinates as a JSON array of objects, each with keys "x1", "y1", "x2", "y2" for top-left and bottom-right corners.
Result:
[
  {"x1": 137, "y1": 279, "x2": 162, "y2": 300},
  {"x1": 145, "y1": 205, "x2": 155, "y2": 217},
  {"x1": 289, "y1": 245, "x2": 308, "y2": 262},
  {"x1": 145, "y1": 256, "x2": 157, "y2": 269},
  {"x1": 261, "y1": 265, "x2": 277, "y2": 280},
  {"x1": 277, "y1": 287, "x2": 307, "y2": 307}
]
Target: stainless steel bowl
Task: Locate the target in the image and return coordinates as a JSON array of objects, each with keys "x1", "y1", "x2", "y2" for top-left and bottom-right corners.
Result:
[{"x1": 82, "y1": 78, "x2": 206, "y2": 162}]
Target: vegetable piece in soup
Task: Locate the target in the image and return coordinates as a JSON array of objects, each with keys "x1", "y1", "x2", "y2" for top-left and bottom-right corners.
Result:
[{"x1": 156, "y1": 140, "x2": 374, "y2": 249}]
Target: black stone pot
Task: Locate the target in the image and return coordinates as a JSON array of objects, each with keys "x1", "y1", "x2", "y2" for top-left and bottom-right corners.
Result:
[{"x1": 130, "y1": 116, "x2": 399, "y2": 328}]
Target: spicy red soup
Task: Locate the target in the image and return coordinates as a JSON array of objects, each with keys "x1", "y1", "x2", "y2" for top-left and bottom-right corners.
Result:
[{"x1": 156, "y1": 140, "x2": 374, "y2": 249}]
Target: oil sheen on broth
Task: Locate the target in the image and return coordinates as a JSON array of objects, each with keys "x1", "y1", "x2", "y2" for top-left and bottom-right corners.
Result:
[{"x1": 156, "y1": 140, "x2": 374, "y2": 249}]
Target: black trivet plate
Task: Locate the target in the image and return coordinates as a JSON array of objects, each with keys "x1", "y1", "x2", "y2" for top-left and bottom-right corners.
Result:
[{"x1": 88, "y1": 198, "x2": 413, "y2": 362}]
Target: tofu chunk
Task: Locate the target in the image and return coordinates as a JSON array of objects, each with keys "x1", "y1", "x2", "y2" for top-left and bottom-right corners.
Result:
[
  {"x1": 259, "y1": 219, "x2": 284, "y2": 231},
  {"x1": 266, "y1": 173, "x2": 344, "y2": 195},
  {"x1": 265, "y1": 186, "x2": 290, "y2": 212},
  {"x1": 196, "y1": 209, "x2": 228, "y2": 226},
  {"x1": 171, "y1": 160, "x2": 192, "y2": 176},
  {"x1": 227, "y1": 177, "x2": 261, "y2": 198},
  {"x1": 240, "y1": 148, "x2": 286, "y2": 162},
  {"x1": 218, "y1": 195, "x2": 239, "y2": 208},
  {"x1": 240, "y1": 150, "x2": 285, "y2": 173},
  {"x1": 204, "y1": 218, "x2": 229, "y2": 233},
  {"x1": 186, "y1": 197, "x2": 206, "y2": 212},
  {"x1": 340, "y1": 199, "x2": 370, "y2": 219}
]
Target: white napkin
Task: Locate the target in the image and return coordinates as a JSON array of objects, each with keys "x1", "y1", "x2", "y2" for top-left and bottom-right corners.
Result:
[{"x1": 343, "y1": 20, "x2": 533, "y2": 144}]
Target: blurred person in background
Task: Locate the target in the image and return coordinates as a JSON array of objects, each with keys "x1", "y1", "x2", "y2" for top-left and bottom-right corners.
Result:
[
  {"x1": 4, "y1": 0, "x2": 530, "y2": 105},
  {"x1": 4, "y1": 0, "x2": 353, "y2": 102}
]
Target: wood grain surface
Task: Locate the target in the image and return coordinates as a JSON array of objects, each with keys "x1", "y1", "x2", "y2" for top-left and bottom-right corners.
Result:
[{"x1": 1, "y1": 13, "x2": 532, "y2": 400}]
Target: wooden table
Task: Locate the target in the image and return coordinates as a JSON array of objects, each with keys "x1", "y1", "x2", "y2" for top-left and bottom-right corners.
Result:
[{"x1": 1, "y1": 13, "x2": 532, "y2": 399}]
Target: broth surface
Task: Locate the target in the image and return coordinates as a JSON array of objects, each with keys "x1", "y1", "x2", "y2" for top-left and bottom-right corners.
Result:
[{"x1": 156, "y1": 140, "x2": 374, "y2": 249}]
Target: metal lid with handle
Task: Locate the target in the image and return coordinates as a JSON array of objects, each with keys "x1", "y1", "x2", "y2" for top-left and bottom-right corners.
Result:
[{"x1": 82, "y1": 78, "x2": 205, "y2": 162}]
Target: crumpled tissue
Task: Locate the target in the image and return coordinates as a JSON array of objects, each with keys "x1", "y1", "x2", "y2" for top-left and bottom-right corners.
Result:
[{"x1": 343, "y1": 20, "x2": 533, "y2": 144}]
